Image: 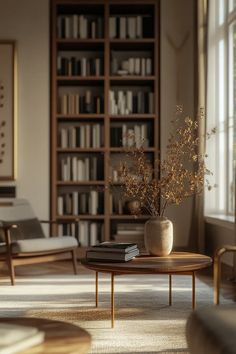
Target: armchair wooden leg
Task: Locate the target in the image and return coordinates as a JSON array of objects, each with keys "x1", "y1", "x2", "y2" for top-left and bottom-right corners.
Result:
[
  {"x1": 214, "y1": 245, "x2": 236, "y2": 305},
  {"x1": 6, "y1": 255, "x2": 15, "y2": 286},
  {"x1": 71, "y1": 250, "x2": 78, "y2": 275}
]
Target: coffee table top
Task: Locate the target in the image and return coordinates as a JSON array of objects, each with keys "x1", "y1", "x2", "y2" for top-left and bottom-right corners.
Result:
[
  {"x1": 81, "y1": 252, "x2": 212, "y2": 274},
  {"x1": 0, "y1": 317, "x2": 91, "y2": 354}
]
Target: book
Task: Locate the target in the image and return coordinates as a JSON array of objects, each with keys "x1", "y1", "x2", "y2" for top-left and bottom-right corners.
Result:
[
  {"x1": 86, "y1": 248, "x2": 139, "y2": 262},
  {"x1": 90, "y1": 241, "x2": 138, "y2": 253},
  {"x1": 0, "y1": 323, "x2": 45, "y2": 354}
]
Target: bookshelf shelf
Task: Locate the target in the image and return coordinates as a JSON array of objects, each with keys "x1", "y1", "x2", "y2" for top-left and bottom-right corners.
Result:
[
  {"x1": 51, "y1": 0, "x2": 160, "y2": 249},
  {"x1": 57, "y1": 181, "x2": 105, "y2": 185}
]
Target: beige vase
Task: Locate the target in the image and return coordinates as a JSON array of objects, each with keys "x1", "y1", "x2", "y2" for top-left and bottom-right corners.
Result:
[{"x1": 144, "y1": 216, "x2": 173, "y2": 256}]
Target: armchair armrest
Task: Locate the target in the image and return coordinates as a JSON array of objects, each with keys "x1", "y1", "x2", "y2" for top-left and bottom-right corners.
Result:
[
  {"x1": 0, "y1": 222, "x2": 18, "y2": 253},
  {"x1": 213, "y1": 245, "x2": 236, "y2": 305},
  {"x1": 40, "y1": 218, "x2": 80, "y2": 240}
]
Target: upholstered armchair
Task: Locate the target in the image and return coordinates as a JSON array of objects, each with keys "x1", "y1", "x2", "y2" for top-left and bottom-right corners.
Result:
[{"x1": 0, "y1": 199, "x2": 79, "y2": 285}]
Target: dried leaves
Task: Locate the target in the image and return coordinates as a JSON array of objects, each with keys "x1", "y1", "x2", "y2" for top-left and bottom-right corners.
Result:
[{"x1": 119, "y1": 109, "x2": 214, "y2": 217}]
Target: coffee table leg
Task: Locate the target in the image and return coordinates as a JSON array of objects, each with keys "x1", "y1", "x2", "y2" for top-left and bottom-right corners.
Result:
[
  {"x1": 192, "y1": 271, "x2": 195, "y2": 309},
  {"x1": 169, "y1": 274, "x2": 172, "y2": 306},
  {"x1": 111, "y1": 272, "x2": 115, "y2": 328},
  {"x1": 95, "y1": 272, "x2": 98, "y2": 307}
]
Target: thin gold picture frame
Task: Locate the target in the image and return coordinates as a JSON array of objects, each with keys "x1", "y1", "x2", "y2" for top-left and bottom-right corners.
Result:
[{"x1": 0, "y1": 40, "x2": 16, "y2": 181}]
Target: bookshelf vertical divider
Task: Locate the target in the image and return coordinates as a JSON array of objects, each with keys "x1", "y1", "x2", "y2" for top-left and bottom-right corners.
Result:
[{"x1": 50, "y1": 0, "x2": 160, "y2": 255}]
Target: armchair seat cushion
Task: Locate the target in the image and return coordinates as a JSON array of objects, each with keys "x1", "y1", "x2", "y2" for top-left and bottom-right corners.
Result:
[
  {"x1": 8, "y1": 236, "x2": 78, "y2": 254},
  {"x1": 186, "y1": 305, "x2": 236, "y2": 354}
]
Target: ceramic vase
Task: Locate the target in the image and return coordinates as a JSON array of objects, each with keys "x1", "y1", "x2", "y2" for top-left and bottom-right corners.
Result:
[{"x1": 144, "y1": 216, "x2": 173, "y2": 256}]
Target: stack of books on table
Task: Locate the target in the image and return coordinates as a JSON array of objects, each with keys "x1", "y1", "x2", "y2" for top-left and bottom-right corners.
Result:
[
  {"x1": 0, "y1": 323, "x2": 45, "y2": 354},
  {"x1": 86, "y1": 242, "x2": 139, "y2": 262}
]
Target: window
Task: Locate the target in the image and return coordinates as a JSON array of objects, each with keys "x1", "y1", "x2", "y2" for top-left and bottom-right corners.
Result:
[{"x1": 205, "y1": 0, "x2": 236, "y2": 219}]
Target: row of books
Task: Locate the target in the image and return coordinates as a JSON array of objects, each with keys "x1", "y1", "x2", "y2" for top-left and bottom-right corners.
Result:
[
  {"x1": 109, "y1": 90, "x2": 154, "y2": 115},
  {"x1": 60, "y1": 156, "x2": 103, "y2": 181},
  {"x1": 57, "y1": 56, "x2": 103, "y2": 76},
  {"x1": 111, "y1": 56, "x2": 152, "y2": 76},
  {"x1": 109, "y1": 16, "x2": 153, "y2": 39},
  {"x1": 59, "y1": 124, "x2": 103, "y2": 149},
  {"x1": 86, "y1": 242, "x2": 139, "y2": 262},
  {"x1": 78, "y1": 221, "x2": 103, "y2": 247},
  {"x1": 57, "y1": 221, "x2": 103, "y2": 246},
  {"x1": 58, "y1": 190, "x2": 103, "y2": 216},
  {"x1": 57, "y1": 15, "x2": 103, "y2": 39},
  {"x1": 59, "y1": 92, "x2": 104, "y2": 115},
  {"x1": 110, "y1": 123, "x2": 150, "y2": 148}
]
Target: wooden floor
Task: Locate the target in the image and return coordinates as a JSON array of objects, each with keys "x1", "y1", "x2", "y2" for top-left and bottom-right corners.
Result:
[{"x1": 0, "y1": 259, "x2": 235, "y2": 303}]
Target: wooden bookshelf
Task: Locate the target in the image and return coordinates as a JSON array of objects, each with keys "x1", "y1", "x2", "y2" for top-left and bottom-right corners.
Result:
[{"x1": 50, "y1": 0, "x2": 160, "y2": 250}]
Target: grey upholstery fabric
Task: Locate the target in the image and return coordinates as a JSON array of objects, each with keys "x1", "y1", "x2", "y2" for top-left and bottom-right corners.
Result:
[
  {"x1": 186, "y1": 305, "x2": 236, "y2": 354},
  {"x1": 11, "y1": 236, "x2": 78, "y2": 254}
]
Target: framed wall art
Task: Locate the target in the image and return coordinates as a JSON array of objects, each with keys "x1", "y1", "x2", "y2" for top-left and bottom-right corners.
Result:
[{"x1": 0, "y1": 40, "x2": 16, "y2": 180}]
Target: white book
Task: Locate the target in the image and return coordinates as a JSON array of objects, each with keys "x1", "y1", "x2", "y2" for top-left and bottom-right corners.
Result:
[
  {"x1": 72, "y1": 14, "x2": 79, "y2": 38},
  {"x1": 72, "y1": 191, "x2": 79, "y2": 215},
  {"x1": 136, "y1": 16, "x2": 142, "y2": 38},
  {"x1": 65, "y1": 16, "x2": 71, "y2": 38},
  {"x1": 122, "y1": 124, "x2": 127, "y2": 147},
  {"x1": 127, "y1": 90, "x2": 133, "y2": 113},
  {"x1": 90, "y1": 222, "x2": 98, "y2": 246},
  {"x1": 72, "y1": 156, "x2": 78, "y2": 181},
  {"x1": 61, "y1": 94, "x2": 68, "y2": 115},
  {"x1": 127, "y1": 17, "x2": 136, "y2": 39},
  {"x1": 0, "y1": 323, "x2": 45, "y2": 354},
  {"x1": 84, "y1": 221, "x2": 89, "y2": 246},
  {"x1": 81, "y1": 57, "x2": 87, "y2": 76},
  {"x1": 92, "y1": 124, "x2": 97, "y2": 148},
  {"x1": 57, "y1": 196, "x2": 63, "y2": 215},
  {"x1": 141, "y1": 124, "x2": 148, "y2": 144},
  {"x1": 128, "y1": 57, "x2": 135, "y2": 75},
  {"x1": 58, "y1": 224, "x2": 63, "y2": 236},
  {"x1": 119, "y1": 17, "x2": 126, "y2": 39},
  {"x1": 109, "y1": 17, "x2": 117, "y2": 38},
  {"x1": 96, "y1": 124, "x2": 101, "y2": 147},
  {"x1": 84, "y1": 157, "x2": 90, "y2": 180},
  {"x1": 60, "y1": 128, "x2": 68, "y2": 148},
  {"x1": 77, "y1": 159, "x2": 84, "y2": 181},
  {"x1": 90, "y1": 190, "x2": 98, "y2": 215},
  {"x1": 134, "y1": 58, "x2": 141, "y2": 75}
]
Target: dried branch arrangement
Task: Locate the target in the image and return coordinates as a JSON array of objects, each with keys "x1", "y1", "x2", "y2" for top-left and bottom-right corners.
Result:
[{"x1": 120, "y1": 107, "x2": 215, "y2": 217}]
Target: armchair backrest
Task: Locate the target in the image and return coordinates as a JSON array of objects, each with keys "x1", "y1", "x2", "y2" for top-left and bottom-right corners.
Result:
[{"x1": 0, "y1": 199, "x2": 45, "y2": 242}]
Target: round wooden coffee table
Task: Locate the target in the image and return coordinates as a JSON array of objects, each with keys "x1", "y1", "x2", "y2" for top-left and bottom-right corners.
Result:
[
  {"x1": 81, "y1": 252, "x2": 212, "y2": 327},
  {"x1": 0, "y1": 317, "x2": 91, "y2": 353}
]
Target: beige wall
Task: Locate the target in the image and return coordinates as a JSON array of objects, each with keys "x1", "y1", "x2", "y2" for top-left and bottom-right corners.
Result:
[
  {"x1": 161, "y1": 0, "x2": 196, "y2": 248},
  {"x1": 0, "y1": 0, "x2": 49, "y2": 221}
]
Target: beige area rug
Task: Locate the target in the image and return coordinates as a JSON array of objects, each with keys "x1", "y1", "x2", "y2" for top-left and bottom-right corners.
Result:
[{"x1": 0, "y1": 265, "x2": 232, "y2": 354}]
